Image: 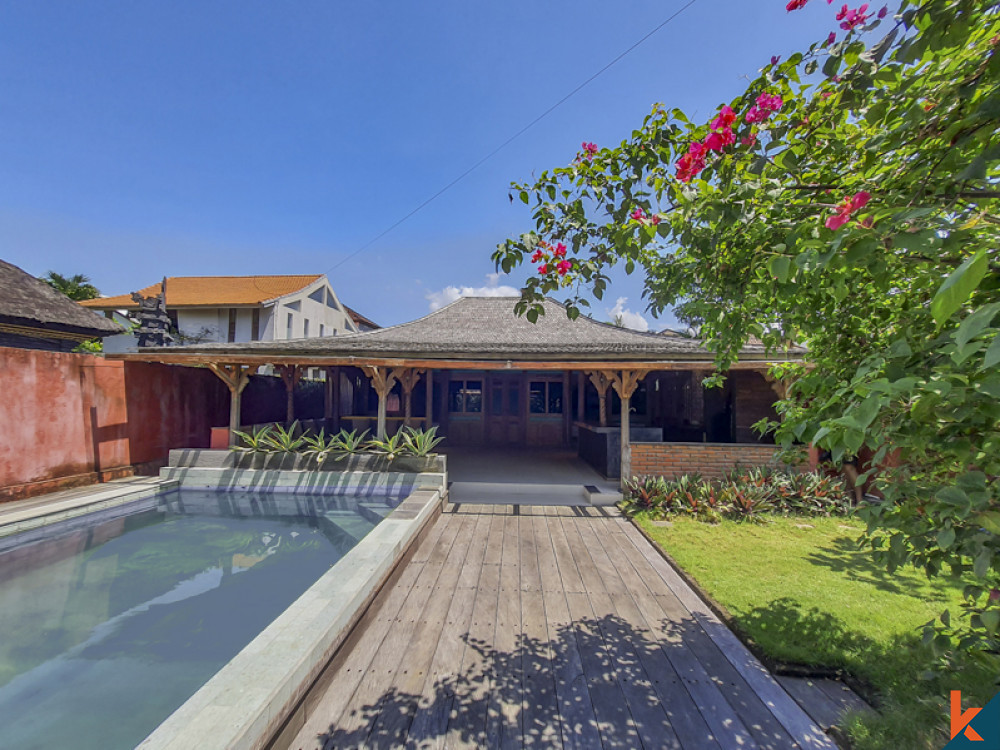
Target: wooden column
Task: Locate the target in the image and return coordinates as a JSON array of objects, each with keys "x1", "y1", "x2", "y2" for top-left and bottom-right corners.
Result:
[
  {"x1": 424, "y1": 370, "x2": 434, "y2": 427},
  {"x1": 362, "y1": 365, "x2": 398, "y2": 439},
  {"x1": 562, "y1": 369, "x2": 571, "y2": 445},
  {"x1": 324, "y1": 366, "x2": 341, "y2": 432},
  {"x1": 208, "y1": 363, "x2": 259, "y2": 446},
  {"x1": 586, "y1": 371, "x2": 613, "y2": 427},
  {"x1": 608, "y1": 369, "x2": 644, "y2": 489},
  {"x1": 393, "y1": 367, "x2": 425, "y2": 429},
  {"x1": 276, "y1": 365, "x2": 302, "y2": 425},
  {"x1": 576, "y1": 371, "x2": 585, "y2": 422}
]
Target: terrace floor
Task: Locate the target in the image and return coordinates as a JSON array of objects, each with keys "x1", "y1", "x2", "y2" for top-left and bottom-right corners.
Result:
[{"x1": 285, "y1": 504, "x2": 837, "y2": 750}]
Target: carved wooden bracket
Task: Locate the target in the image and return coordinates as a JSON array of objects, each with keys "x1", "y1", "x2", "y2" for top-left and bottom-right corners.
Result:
[
  {"x1": 276, "y1": 364, "x2": 303, "y2": 392},
  {"x1": 392, "y1": 367, "x2": 425, "y2": 395},
  {"x1": 763, "y1": 370, "x2": 789, "y2": 399},
  {"x1": 608, "y1": 369, "x2": 643, "y2": 400},
  {"x1": 208, "y1": 363, "x2": 258, "y2": 394},
  {"x1": 362, "y1": 365, "x2": 398, "y2": 397}
]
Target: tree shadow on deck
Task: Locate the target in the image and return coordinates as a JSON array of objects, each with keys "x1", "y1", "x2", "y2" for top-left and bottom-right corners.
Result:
[{"x1": 313, "y1": 610, "x2": 813, "y2": 750}]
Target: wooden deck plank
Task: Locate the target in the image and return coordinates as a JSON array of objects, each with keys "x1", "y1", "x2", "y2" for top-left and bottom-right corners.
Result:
[
  {"x1": 365, "y1": 513, "x2": 490, "y2": 746},
  {"x1": 533, "y1": 517, "x2": 603, "y2": 750},
  {"x1": 293, "y1": 514, "x2": 459, "y2": 750},
  {"x1": 596, "y1": 517, "x2": 794, "y2": 750},
  {"x1": 813, "y1": 677, "x2": 873, "y2": 718},
  {"x1": 485, "y1": 513, "x2": 524, "y2": 750},
  {"x1": 559, "y1": 517, "x2": 643, "y2": 750},
  {"x1": 777, "y1": 677, "x2": 845, "y2": 731},
  {"x1": 441, "y1": 512, "x2": 502, "y2": 748},
  {"x1": 617, "y1": 519, "x2": 836, "y2": 750},
  {"x1": 332, "y1": 515, "x2": 473, "y2": 745}
]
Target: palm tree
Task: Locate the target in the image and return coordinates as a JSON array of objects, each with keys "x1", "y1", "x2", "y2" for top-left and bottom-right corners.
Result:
[{"x1": 42, "y1": 271, "x2": 100, "y2": 301}]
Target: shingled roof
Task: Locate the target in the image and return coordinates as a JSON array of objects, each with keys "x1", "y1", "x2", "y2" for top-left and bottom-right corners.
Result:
[
  {"x1": 79, "y1": 274, "x2": 323, "y2": 309},
  {"x1": 0, "y1": 260, "x2": 121, "y2": 337},
  {"x1": 154, "y1": 296, "x2": 801, "y2": 363}
]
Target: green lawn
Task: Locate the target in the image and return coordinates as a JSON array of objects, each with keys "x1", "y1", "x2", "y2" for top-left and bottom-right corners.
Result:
[{"x1": 635, "y1": 514, "x2": 995, "y2": 750}]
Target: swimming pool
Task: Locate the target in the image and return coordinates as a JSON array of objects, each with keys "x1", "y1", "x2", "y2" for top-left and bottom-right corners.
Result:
[{"x1": 0, "y1": 488, "x2": 400, "y2": 750}]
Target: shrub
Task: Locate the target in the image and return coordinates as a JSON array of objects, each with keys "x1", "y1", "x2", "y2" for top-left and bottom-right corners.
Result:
[{"x1": 620, "y1": 469, "x2": 852, "y2": 522}]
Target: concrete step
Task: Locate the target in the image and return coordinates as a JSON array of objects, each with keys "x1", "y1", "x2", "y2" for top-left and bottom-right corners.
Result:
[{"x1": 448, "y1": 481, "x2": 622, "y2": 507}]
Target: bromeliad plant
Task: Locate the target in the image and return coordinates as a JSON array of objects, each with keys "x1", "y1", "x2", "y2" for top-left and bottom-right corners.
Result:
[{"x1": 495, "y1": 0, "x2": 1000, "y2": 660}]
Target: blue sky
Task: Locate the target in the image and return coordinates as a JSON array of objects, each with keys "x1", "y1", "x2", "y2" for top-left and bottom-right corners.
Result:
[{"x1": 0, "y1": 1, "x2": 842, "y2": 329}]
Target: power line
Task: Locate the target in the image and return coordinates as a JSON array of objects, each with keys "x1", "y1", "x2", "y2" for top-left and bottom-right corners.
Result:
[{"x1": 324, "y1": 0, "x2": 701, "y2": 273}]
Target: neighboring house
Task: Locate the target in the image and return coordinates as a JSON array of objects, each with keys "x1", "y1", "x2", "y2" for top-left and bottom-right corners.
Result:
[
  {"x1": 0, "y1": 259, "x2": 121, "y2": 352},
  {"x1": 80, "y1": 274, "x2": 372, "y2": 345}
]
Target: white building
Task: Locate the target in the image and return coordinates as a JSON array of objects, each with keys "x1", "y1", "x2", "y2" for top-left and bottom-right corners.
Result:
[{"x1": 81, "y1": 274, "x2": 375, "y2": 350}]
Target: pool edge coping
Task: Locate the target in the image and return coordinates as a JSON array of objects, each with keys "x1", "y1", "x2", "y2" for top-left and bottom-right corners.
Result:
[{"x1": 136, "y1": 484, "x2": 445, "y2": 750}]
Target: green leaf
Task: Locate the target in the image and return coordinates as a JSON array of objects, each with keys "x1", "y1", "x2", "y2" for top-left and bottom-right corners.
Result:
[
  {"x1": 974, "y1": 549, "x2": 992, "y2": 579},
  {"x1": 519, "y1": 190, "x2": 529, "y2": 205},
  {"x1": 768, "y1": 256, "x2": 791, "y2": 283},
  {"x1": 974, "y1": 511, "x2": 1000, "y2": 535},
  {"x1": 937, "y1": 526, "x2": 955, "y2": 549},
  {"x1": 931, "y1": 251, "x2": 989, "y2": 326},
  {"x1": 955, "y1": 303, "x2": 1000, "y2": 348},
  {"x1": 981, "y1": 609, "x2": 1000, "y2": 635},
  {"x1": 983, "y1": 337, "x2": 1000, "y2": 370}
]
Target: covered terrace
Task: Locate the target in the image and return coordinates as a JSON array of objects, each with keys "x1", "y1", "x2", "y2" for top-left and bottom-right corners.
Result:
[{"x1": 109, "y1": 297, "x2": 803, "y2": 486}]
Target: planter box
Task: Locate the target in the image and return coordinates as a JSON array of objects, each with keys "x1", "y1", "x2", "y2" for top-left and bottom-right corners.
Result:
[{"x1": 167, "y1": 448, "x2": 446, "y2": 475}]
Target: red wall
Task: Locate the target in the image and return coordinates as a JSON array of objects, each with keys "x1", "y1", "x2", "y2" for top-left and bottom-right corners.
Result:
[
  {"x1": 631, "y1": 441, "x2": 784, "y2": 480},
  {"x1": 0, "y1": 347, "x2": 227, "y2": 501}
]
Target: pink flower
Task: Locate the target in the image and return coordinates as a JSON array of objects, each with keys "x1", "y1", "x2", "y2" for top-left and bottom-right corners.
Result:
[
  {"x1": 675, "y1": 141, "x2": 708, "y2": 182},
  {"x1": 537, "y1": 264, "x2": 548, "y2": 275},
  {"x1": 704, "y1": 128, "x2": 735, "y2": 152},
  {"x1": 630, "y1": 208, "x2": 647, "y2": 222},
  {"x1": 990, "y1": 589, "x2": 1000, "y2": 602},
  {"x1": 877, "y1": 5, "x2": 887, "y2": 18},
  {"x1": 771, "y1": 55, "x2": 781, "y2": 65},
  {"x1": 822, "y1": 91, "x2": 833, "y2": 99},
  {"x1": 786, "y1": 0, "x2": 809, "y2": 9},
  {"x1": 552, "y1": 242, "x2": 567, "y2": 258},
  {"x1": 650, "y1": 215, "x2": 661, "y2": 226},
  {"x1": 826, "y1": 31, "x2": 837, "y2": 45},
  {"x1": 556, "y1": 260, "x2": 572, "y2": 275},
  {"x1": 825, "y1": 191, "x2": 872, "y2": 230},
  {"x1": 838, "y1": 4, "x2": 870, "y2": 30},
  {"x1": 741, "y1": 133, "x2": 757, "y2": 147},
  {"x1": 744, "y1": 92, "x2": 783, "y2": 124},
  {"x1": 531, "y1": 249, "x2": 544, "y2": 263},
  {"x1": 710, "y1": 105, "x2": 737, "y2": 131},
  {"x1": 581, "y1": 142, "x2": 598, "y2": 159}
]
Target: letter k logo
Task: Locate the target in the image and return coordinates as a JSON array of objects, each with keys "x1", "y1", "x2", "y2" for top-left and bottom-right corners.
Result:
[{"x1": 952, "y1": 690, "x2": 984, "y2": 741}]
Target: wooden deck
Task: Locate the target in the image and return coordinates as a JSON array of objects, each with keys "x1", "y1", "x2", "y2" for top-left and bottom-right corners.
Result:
[{"x1": 286, "y1": 505, "x2": 837, "y2": 750}]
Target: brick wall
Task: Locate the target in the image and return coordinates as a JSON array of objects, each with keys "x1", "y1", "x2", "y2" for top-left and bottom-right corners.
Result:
[{"x1": 630, "y1": 441, "x2": 785, "y2": 480}]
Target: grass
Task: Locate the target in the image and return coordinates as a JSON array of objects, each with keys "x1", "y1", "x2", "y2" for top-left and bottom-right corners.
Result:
[{"x1": 635, "y1": 514, "x2": 996, "y2": 750}]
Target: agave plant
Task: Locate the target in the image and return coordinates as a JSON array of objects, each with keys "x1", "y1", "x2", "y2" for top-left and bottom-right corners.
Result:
[
  {"x1": 328, "y1": 428, "x2": 370, "y2": 456},
  {"x1": 263, "y1": 421, "x2": 306, "y2": 453},
  {"x1": 301, "y1": 429, "x2": 335, "y2": 461},
  {"x1": 230, "y1": 424, "x2": 274, "y2": 453},
  {"x1": 399, "y1": 426, "x2": 444, "y2": 457},
  {"x1": 366, "y1": 431, "x2": 409, "y2": 461}
]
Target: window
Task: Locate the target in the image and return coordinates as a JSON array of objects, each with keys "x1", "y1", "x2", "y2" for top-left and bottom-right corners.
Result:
[
  {"x1": 228, "y1": 309, "x2": 237, "y2": 343},
  {"x1": 319, "y1": 324, "x2": 325, "y2": 337},
  {"x1": 286, "y1": 312, "x2": 293, "y2": 338},
  {"x1": 303, "y1": 319, "x2": 310, "y2": 337},
  {"x1": 448, "y1": 379, "x2": 482, "y2": 413},
  {"x1": 251, "y1": 309, "x2": 260, "y2": 341},
  {"x1": 529, "y1": 381, "x2": 563, "y2": 414}
]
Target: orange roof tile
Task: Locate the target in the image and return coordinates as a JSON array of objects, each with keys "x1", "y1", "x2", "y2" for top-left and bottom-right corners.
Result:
[{"x1": 79, "y1": 275, "x2": 323, "y2": 309}]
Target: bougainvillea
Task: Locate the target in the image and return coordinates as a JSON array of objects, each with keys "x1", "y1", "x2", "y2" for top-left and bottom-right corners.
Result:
[{"x1": 495, "y1": 0, "x2": 1000, "y2": 667}]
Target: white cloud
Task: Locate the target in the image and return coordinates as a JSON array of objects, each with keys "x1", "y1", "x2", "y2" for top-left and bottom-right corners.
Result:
[
  {"x1": 606, "y1": 297, "x2": 649, "y2": 332},
  {"x1": 426, "y1": 273, "x2": 519, "y2": 311}
]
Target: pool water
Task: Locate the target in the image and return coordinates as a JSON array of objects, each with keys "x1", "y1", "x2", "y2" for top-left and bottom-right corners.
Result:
[{"x1": 0, "y1": 489, "x2": 398, "y2": 750}]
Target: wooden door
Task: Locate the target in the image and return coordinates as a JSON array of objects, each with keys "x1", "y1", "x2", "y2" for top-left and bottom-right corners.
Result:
[{"x1": 486, "y1": 374, "x2": 522, "y2": 445}]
